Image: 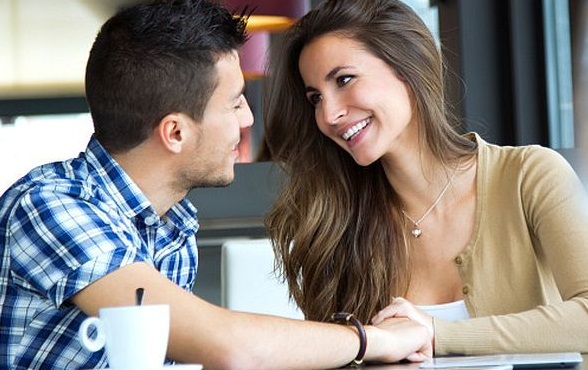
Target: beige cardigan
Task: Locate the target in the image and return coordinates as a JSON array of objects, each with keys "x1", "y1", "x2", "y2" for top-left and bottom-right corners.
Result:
[{"x1": 434, "y1": 134, "x2": 588, "y2": 355}]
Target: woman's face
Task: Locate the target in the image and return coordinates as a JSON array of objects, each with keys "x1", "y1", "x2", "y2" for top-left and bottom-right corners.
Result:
[{"x1": 299, "y1": 33, "x2": 417, "y2": 166}]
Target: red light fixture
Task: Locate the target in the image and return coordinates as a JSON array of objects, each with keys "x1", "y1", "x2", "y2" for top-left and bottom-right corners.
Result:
[{"x1": 222, "y1": 0, "x2": 310, "y2": 78}]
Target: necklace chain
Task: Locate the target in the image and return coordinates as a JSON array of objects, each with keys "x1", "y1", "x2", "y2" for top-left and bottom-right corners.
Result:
[{"x1": 401, "y1": 163, "x2": 459, "y2": 238}]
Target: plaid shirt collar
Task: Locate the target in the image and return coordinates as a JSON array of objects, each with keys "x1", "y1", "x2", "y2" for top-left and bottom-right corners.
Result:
[{"x1": 84, "y1": 136, "x2": 199, "y2": 236}]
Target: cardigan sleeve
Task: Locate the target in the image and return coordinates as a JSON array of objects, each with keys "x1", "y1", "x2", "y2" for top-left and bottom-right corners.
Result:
[{"x1": 434, "y1": 146, "x2": 588, "y2": 355}]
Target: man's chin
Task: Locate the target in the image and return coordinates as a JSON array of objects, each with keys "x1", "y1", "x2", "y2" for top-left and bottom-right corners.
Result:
[
  {"x1": 207, "y1": 178, "x2": 233, "y2": 188},
  {"x1": 191, "y1": 173, "x2": 234, "y2": 189}
]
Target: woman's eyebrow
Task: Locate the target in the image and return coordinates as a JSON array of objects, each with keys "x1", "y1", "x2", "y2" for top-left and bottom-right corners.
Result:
[
  {"x1": 304, "y1": 66, "x2": 351, "y2": 93},
  {"x1": 325, "y1": 66, "x2": 347, "y2": 81}
]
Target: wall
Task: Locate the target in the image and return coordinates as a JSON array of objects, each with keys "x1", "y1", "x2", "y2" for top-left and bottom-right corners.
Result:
[{"x1": 0, "y1": 0, "x2": 103, "y2": 98}]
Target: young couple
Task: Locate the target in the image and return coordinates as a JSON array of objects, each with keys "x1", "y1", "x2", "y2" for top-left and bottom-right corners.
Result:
[{"x1": 1, "y1": 0, "x2": 586, "y2": 369}]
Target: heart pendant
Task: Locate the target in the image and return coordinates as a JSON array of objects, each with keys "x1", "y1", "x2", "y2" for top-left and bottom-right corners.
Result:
[{"x1": 411, "y1": 227, "x2": 422, "y2": 238}]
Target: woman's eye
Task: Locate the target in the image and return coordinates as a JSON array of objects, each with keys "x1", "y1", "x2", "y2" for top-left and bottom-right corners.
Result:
[
  {"x1": 307, "y1": 93, "x2": 322, "y2": 106},
  {"x1": 336, "y1": 75, "x2": 353, "y2": 87}
]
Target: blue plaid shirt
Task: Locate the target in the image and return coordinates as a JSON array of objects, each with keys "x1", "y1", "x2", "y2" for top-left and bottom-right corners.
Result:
[{"x1": 0, "y1": 136, "x2": 200, "y2": 369}]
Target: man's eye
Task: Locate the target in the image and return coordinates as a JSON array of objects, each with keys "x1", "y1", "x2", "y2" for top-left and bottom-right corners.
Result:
[
  {"x1": 336, "y1": 75, "x2": 353, "y2": 87},
  {"x1": 234, "y1": 95, "x2": 245, "y2": 109},
  {"x1": 307, "y1": 93, "x2": 322, "y2": 106}
]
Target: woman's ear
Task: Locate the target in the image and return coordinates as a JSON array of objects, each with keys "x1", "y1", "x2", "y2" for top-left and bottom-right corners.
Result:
[{"x1": 157, "y1": 113, "x2": 185, "y2": 154}]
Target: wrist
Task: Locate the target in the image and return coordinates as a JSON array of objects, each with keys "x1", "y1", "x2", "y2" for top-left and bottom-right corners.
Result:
[
  {"x1": 329, "y1": 312, "x2": 367, "y2": 366},
  {"x1": 362, "y1": 325, "x2": 378, "y2": 362}
]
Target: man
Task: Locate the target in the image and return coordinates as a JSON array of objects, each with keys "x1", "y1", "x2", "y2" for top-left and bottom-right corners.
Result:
[{"x1": 0, "y1": 1, "x2": 431, "y2": 368}]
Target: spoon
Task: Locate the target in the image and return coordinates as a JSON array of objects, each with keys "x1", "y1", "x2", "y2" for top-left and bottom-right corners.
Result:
[{"x1": 135, "y1": 287, "x2": 144, "y2": 306}]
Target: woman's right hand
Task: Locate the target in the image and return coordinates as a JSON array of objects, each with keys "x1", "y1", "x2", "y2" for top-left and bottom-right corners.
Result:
[
  {"x1": 372, "y1": 297, "x2": 435, "y2": 338},
  {"x1": 366, "y1": 316, "x2": 433, "y2": 363}
]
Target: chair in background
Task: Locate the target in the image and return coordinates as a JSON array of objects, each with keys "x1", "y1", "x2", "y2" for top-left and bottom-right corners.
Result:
[{"x1": 221, "y1": 238, "x2": 304, "y2": 320}]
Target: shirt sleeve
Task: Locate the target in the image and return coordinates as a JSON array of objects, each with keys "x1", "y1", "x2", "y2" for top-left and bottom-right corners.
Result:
[
  {"x1": 434, "y1": 146, "x2": 588, "y2": 355},
  {"x1": 8, "y1": 184, "x2": 152, "y2": 308}
]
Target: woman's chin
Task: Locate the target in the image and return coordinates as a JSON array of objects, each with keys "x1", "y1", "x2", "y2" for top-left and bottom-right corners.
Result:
[{"x1": 352, "y1": 154, "x2": 379, "y2": 167}]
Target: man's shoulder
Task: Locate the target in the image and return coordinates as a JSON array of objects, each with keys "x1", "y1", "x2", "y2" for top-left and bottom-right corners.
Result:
[
  {"x1": 7, "y1": 157, "x2": 95, "y2": 193},
  {"x1": 0, "y1": 158, "x2": 115, "y2": 225}
]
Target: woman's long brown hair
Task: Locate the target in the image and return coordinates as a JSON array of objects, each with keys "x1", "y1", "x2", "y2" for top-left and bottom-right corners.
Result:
[{"x1": 263, "y1": 0, "x2": 477, "y2": 323}]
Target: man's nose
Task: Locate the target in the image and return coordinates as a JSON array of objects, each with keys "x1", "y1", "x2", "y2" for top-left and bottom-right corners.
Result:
[{"x1": 241, "y1": 99, "x2": 254, "y2": 128}]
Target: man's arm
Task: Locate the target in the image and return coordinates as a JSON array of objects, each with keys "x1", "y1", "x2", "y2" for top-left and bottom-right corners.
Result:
[{"x1": 72, "y1": 262, "x2": 431, "y2": 369}]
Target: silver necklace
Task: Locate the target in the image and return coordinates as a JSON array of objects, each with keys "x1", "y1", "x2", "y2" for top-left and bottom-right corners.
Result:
[{"x1": 401, "y1": 164, "x2": 459, "y2": 238}]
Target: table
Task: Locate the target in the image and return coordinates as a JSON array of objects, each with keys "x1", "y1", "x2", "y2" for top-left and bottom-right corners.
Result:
[{"x1": 357, "y1": 355, "x2": 587, "y2": 370}]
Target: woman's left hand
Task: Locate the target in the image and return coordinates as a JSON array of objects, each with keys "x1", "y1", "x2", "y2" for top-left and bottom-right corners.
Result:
[{"x1": 371, "y1": 297, "x2": 434, "y2": 339}]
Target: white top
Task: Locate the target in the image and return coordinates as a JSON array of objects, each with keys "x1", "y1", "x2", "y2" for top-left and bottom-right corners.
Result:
[{"x1": 418, "y1": 300, "x2": 469, "y2": 321}]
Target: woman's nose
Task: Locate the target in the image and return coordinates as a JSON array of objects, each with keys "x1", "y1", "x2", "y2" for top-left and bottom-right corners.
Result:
[{"x1": 320, "y1": 96, "x2": 347, "y2": 125}]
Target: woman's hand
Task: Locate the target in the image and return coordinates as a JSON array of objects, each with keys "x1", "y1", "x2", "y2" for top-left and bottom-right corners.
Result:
[
  {"x1": 367, "y1": 317, "x2": 433, "y2": 363},
  {"x1": 371, "y1": 297, "x2": 435, "y2": 345}
]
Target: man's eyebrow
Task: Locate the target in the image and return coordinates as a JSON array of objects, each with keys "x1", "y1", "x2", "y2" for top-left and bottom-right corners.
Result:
[{"x1": 232, "y1": 84, "x2": 246, "y2": 101}]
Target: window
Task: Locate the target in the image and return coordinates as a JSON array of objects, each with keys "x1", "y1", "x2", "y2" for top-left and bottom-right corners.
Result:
[
  {"x1": 0, "y1": 113, "x2": 93, "y2": 193},
  {"x1": 403, "y1": 0, "x2": 439, "y2": 42},
  {"x1": 543, "y1": 0, "x2": 575, "y2": 148}
]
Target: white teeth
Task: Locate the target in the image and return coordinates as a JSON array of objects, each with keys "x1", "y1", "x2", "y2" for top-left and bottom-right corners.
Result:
[{"x1": 342, "y1": 118, "x2": 370, "y2": 141}]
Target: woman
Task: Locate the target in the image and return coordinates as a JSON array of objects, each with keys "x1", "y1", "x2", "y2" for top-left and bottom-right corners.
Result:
[{"x1": 263, "y1": 0, "x2": 588, "y2": 356}]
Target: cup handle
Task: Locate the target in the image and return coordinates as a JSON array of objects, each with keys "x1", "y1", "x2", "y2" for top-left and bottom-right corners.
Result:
[{"x1": 78, "y1": 317, "x2": 106, "y2": 352}]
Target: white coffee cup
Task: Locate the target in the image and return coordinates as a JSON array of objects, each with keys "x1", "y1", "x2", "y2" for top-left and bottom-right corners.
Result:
[{"x1": 78, "y1": 304, "x2": 170, "y2": 370}]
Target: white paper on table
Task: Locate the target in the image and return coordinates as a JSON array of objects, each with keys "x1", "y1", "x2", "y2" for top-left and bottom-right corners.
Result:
[{"x1": 420, "y1": 352, "x2": 583, "y2": 369}]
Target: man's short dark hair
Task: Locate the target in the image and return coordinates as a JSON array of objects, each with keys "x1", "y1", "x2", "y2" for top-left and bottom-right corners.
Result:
[{"x1": 85, "y1": 0, "x2": 247, "y2": 153}]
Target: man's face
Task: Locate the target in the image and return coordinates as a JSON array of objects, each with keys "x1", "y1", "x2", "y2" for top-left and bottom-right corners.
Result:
[{"x1": 180, "y1": 51, "x2": 254, "y2": 189}]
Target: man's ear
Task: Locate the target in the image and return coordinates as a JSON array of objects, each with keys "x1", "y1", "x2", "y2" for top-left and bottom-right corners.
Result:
[{"x1": 156, "y1": 113, "x2": 185, "y2": 154}]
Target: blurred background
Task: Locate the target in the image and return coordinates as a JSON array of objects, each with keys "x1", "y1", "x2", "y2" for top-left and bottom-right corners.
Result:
[{"x1": 2, "y1": 0, "x2": 585, "y2": 193}]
